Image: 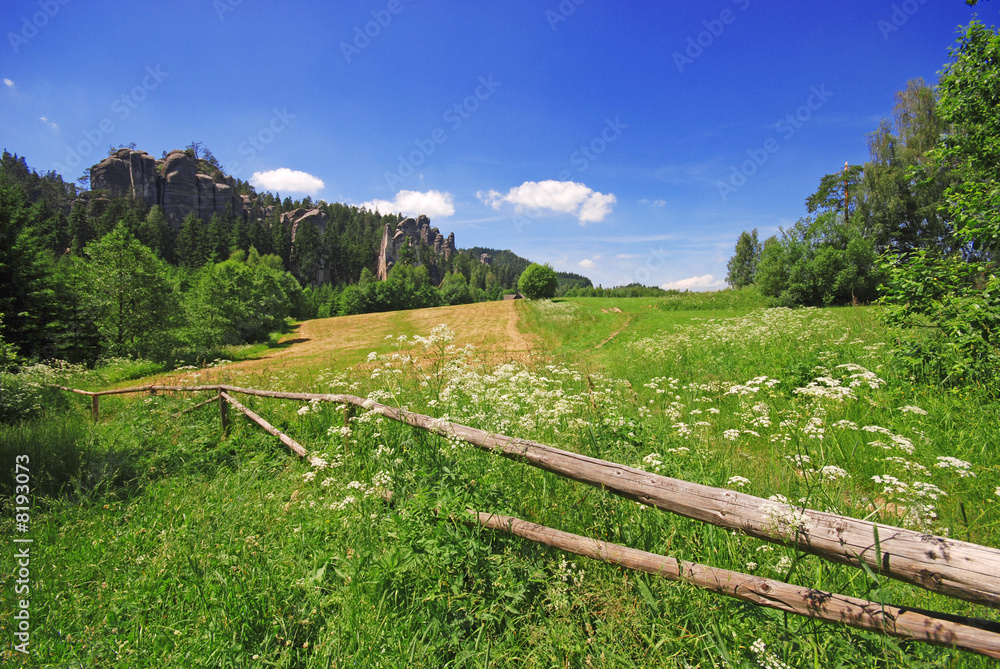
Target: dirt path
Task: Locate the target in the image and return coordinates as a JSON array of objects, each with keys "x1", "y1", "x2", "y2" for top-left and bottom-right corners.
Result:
[
  {"x1": 158, "y1": 300, "x2": 537, "y2": 385},
  {"x1": 595, "y1": 314, "x2": 634, "y2": 349}
]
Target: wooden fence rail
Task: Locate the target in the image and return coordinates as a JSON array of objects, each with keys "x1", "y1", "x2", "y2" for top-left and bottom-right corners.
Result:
[
  {"x1": 468, "y1": 510, "x2": 1000, "y2": 658},
  {"x1": 50, "y1": 382, "x2": 1000, "y2": 657}
]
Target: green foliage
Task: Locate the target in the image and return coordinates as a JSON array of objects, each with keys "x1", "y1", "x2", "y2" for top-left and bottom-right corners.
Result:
[
  {"x1": 554, "y1": 271, "x2": 593, "y2": 296},
  {"x1": 84, "y1": 222, "x2": 178, "y2": 359},
  {"x1": 339, "y1": 263, "x2": 443, "y2": 315},
  {"x1": 176, "y1": 212, "x2": 209, "y2": 268},
  {"x1": 935, "y1": 20, "x2": 1000, "y2": 258},
  {"x1": 136, "y1": 205, "x2": 175, "y2": 263},
  {"x1": 755, "y1": 214, "x2": 881, "y2": 307},
  {"x1": 880, "y1": 251, "x2": 1000, "y2": 390},
  {"x1": 0, "y1": 169, "x2": 57, "y2": 359},
  {"x1": 183, "y1": 253, "x2": 292, "y2": 349},
  {"x1": 725, "y1": 228, "x2": 761, "y2": 288},
  {"x1": 878, "y1": 22, "x2": 1000, "y2": 394},
  {"x1": 563, "y1": 283, "x2": 670, "y2": 298},
  {"x1": 518, "y1": 263, "x2": 558, "y2": 300},
  {"x1": 440, "y1": 271, "x2": 472, "y2": 305}
]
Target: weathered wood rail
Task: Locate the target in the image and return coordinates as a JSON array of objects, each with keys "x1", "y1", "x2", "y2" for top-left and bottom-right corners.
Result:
[
  {"x1": 468, "y1": 510, "x2": 1000, "y2": 658},
  {"x1": 51, "y1": 382, "x2": 1000, "y2": 657}
]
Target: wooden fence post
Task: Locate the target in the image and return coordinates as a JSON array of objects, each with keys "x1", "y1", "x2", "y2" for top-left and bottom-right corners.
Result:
[
  {"x1": 219, "y1": 389, "x2": 229, "y2": 435},
  {"x1": 91, "y1": 395, "x2": 99, "y2": 423}
]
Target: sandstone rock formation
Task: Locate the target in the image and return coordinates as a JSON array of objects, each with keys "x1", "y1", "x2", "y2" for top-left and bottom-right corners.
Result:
[
  {"x1": 377, "y1": 215, "x2": 457, "y2": 284},
  {"x1": 89, "y1": 148, "x2": 244, "y2": 229}
]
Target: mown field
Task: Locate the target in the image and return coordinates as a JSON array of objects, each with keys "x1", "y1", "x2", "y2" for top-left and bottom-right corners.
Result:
[{"x1": 2, "y1": 294, "x2": 999, "y2": 668}]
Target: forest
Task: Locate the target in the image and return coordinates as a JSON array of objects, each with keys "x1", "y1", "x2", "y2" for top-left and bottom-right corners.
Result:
[{"x1": 0, "y1": 147, "x2": 592, "y2": 372}]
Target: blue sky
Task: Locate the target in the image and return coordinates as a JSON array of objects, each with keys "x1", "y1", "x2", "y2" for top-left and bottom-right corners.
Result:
[{"x1": 1, "y1": 0, "x2": 992, "y2": 289}]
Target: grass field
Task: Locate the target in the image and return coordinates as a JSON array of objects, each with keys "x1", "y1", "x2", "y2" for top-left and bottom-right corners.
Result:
[{"x1": 2, "y1": 295, "x2": 999, "y2": 667}]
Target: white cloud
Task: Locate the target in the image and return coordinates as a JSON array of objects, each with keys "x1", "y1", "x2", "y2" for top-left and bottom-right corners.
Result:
[
  {"x1": 578, "y1": 258, "x2": 596, "y2": 268},
  {"x1": 639, "y1": 198, "x2": 667, "y2": 207},
  {"x1": 250, "y1": 168, "x2": 325, "y2": 195},
  {"x1": 359, "y1": 189, "x2": 455, "y2": 219},
  {"x1": 3, "y1": 78, "x2": 14, "y2": 88},
  {"x1": 38, "y1": 116, "x2": 58, "y2": 131},
  {"x1": 661, "y1": 274, "x2": 727, "y2": 292},
  {"x1": 477, "y1": 180, "x2": 615, "y2": 224}
]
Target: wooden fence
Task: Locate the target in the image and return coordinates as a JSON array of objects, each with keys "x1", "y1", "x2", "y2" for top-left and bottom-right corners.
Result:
[{"x1": 52, "y1": 382, "x2": 1000, "y2": 658}]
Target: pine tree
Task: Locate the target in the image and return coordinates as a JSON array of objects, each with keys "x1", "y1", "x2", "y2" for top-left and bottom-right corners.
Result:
[
  {"x1": 137, "y1": 205, "x2": 176, "y2": 263},
  {"x1": 176, "y1": 213, "x2": 208, "y2": 268}
]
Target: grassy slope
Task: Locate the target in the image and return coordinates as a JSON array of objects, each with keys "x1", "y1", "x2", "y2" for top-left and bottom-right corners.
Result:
[{"x1": 2, "y1": 295, "x2": 999, "y2": 668}]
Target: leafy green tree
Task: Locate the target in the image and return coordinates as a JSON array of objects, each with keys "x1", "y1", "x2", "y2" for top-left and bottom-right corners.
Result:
[
  {"x1": 935, "y1": 20, "x2": 1000, "y2": 258},
  {"x1": 518, "y1": 263, "x2": 558, "y2": 300},
  {"x1": 84, "y1": 222, "x2": 178, "y2": 358},
  {"x1": 755, "y1": 214, "x2": 880, "y2": 307},
  {"x1": 879, "y1": 21, "x2": 1000, "y2": 392},
  {"x1": 440, "y1": 271, "x2": 472, "y2": 305},
  {"x1": 726, "y1": 229, "x2": 761, "y2": 288}
]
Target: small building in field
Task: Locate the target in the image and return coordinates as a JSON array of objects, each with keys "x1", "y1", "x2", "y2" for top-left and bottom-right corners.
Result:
[{"x1": 503, "y1": 292, "x2": 524, "y2": 300}]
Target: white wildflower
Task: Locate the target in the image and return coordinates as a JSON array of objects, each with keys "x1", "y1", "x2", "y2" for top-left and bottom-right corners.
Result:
[
  {"x1": 728, "y1": 475, "x2": 750, "y2": 488},
  {"x1": 819, "y1": 465, "x2": 849, "y2": 481},
  {"x1": 935, "y1": 456, "x2": 975, "y2": 477}
]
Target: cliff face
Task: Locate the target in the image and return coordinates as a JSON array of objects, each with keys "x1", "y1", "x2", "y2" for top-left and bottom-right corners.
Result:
[
  {"x1": 377, "y1": 214, "x2": 457, "y2": 284},
  {"x1": 90, "y1": 148, "x2": 245, "y2": 229}
]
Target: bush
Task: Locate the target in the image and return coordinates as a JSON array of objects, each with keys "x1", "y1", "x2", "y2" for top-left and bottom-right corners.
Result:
[
  {"x1": 880, "y1": 250, "x2": 1000, "y2": 390},
  {"x1": 756, "y1": 213, "x2": 881, "y2": 306},
  {"x1": 518, "y1": 263, "x2": 558, "y2": 300}
]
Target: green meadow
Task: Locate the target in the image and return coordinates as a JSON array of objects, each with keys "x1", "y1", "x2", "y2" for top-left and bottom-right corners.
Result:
[{"x1": 2, "y1": 295, "x2": 999, "y2": 668}]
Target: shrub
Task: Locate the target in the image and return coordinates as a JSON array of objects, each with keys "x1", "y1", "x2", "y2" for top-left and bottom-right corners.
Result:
[{"x1": 518, "y1": 263, "x2": 558, "y2": 300}]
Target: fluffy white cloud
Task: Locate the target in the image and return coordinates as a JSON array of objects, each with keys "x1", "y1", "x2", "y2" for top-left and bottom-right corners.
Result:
[
  {"x1": 578, "y1": 258, "x2": 596, "y2": 268},
  {"x1": 661, "y1": 274, "x2": 727, "y2": 292},
  {"x1": 38, "y1": 116, "x2": 57, "y2": 131},
  {"x1": 250, "y1": 168, "x2": 325, "y2": 195},
  {"x1": 3, "y1": 78, "x2": 14, "y2": 88},
  {"x1": 477, "y1": 180, "x2": 615, "y2": 224},
  {"x1": 359, "y1": 190, "x2": 455, "y2": 219}
]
